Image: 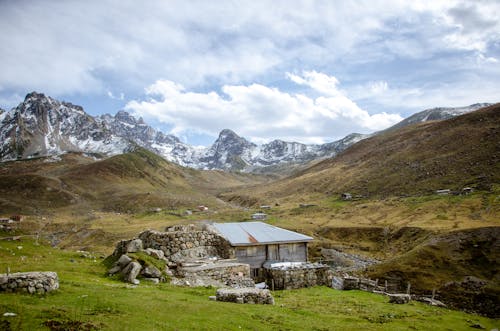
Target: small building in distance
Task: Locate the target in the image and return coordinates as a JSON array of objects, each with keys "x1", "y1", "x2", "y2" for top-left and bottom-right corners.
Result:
[
  {"x1": 251, "y1": 212, "x2": 268, "y2": 220},
  {"x1": 212, "y1": 221, "x2": 313, "y2": 278}
]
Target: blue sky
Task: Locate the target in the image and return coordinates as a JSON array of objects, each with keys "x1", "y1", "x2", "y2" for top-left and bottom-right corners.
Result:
[{"x1": 0, "y1": 1, "x2": 499, "y2": 146}]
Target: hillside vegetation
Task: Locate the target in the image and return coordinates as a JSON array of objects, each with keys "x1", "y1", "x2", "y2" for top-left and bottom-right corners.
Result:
[
  {"x1": 0, "y1": 147, "x2": 272, "y2": 214},
  {"x1": 224, "y1": 103, "x2": 499, "y2": 202},
  {"x1": 0, "y1": 237, "x2": 498, "y2": 331}
]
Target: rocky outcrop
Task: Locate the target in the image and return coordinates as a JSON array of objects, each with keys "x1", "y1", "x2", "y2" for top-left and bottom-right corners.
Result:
[
  {"x1": 216, "y1": 288, "x2": 274, "y2": 304},
  {"x1": 0, "y1": 271, "x2": 59, "y2": 294}
]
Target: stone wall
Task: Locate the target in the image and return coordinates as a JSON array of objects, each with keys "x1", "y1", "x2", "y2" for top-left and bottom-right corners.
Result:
[
  {"x1": 264, "y1": 262, "x2": 332, "y2": 290},
  {"x1": 132, "y1": 226, "x2": 233, "y2": 263},
  {"x1": 0, "y1": 271, "x2": 59, "y2": 294},
  {"x1": 216, "y1": 288, "x2": 275, "y2": 304},
  {"x1": 181, "y1": 261, "x2": 251, "y2": 284}
]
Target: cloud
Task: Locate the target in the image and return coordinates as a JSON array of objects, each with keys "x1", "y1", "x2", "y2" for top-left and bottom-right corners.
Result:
[
  {"x1": 1, "y1": 1, "x2": 499, "y2": 97},
  {"x1": 126, "y1": 71, "x2": 403, "y2": 144},
  {"x1": 107, "y1": 91, "x2": 124, "y2": 100}
]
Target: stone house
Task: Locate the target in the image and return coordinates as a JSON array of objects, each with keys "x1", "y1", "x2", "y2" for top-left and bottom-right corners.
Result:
[{"x1": 212, "y1": 222, "x2": 313, "y2": 279}]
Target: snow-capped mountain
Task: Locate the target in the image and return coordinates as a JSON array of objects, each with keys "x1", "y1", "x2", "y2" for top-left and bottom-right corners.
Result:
[
  {"x1": 386, "y1": 103, "x2": 492, "y2": 131},
  {"x1": 0, "y1": 92, "x2": 130, "y2": 161},
  {"x1": 1, "y1": 92, "x2": 491, "y2": 171},
  {"x1": 97, "y1": 111, "x2": 203, "y2": 167},
  {"x1": 0, "y1": 92, "x2": 369, "y2": 170}
]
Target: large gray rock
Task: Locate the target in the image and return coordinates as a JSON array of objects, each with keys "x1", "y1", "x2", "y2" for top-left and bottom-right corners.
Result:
[
  {"x1": 216, "y1": 288, "x2": 274, "y2": 305},
  {"x1": 145, "y1": 248, "x2": 165, "y2": 260},
  {"x1": 117, "y1": 254, "x2": 132, "y2": 267},
  {"x1": 126, "y1": 239, "x2": 143, "y2": 253},
  {"x1": 388, "y1": 293, "x2": 411, "y2": 304},
  {"x1": 122, "y1": 262, "x2": 142, "y2": 283},
  {"x1": 141, "y1": 265, "x2": 162, "y2": 278}
]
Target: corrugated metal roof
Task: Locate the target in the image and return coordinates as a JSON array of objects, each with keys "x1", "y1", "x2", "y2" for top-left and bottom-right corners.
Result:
[{"x1": 213, "y1": 221, "x2": 313, "y2": 246}]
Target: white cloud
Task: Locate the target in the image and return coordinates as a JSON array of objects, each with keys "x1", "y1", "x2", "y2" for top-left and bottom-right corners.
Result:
[
  {"x1": 1, "y1": 0, "x2": 498, "y2": 97},
  {"x1": 107, "y1": 91, "x2": 124, "y2": 100},
  {"x1": 126, "y1": 72, "x2": 403, "y2": 144}
]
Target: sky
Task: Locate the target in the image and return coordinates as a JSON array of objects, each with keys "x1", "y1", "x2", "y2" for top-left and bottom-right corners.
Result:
[{"x1": 0, "y1": 0, "x2": 499, "y2": 146}]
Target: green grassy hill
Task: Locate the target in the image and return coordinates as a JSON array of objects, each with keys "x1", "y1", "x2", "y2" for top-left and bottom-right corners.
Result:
[{"x1": 0, "y1": 237, "x2": 498, "y2": 330}]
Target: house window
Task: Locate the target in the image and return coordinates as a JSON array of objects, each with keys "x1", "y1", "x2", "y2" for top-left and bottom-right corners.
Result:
[
  {"x1": 236, "y1": 248, "x2": 247, "y2": 257},
  {"x1": 251, "y1": 268, "x2": 260, "y2": 278}
]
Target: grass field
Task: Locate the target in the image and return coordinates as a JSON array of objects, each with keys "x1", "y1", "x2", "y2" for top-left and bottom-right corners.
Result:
[{"x1": 1, "y1": 238, "x2": 498, "y2": 331}]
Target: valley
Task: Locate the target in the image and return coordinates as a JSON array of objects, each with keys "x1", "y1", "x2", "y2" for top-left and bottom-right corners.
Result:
[{"x1": 0, "y1": 97, "x2": 499, "y2": 329}]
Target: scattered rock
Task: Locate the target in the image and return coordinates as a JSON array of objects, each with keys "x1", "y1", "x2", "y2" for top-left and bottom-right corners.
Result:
[
  {"x1": 388, "y1": 293, "x2": 411, "y2": 304},
  {"x1": 3, "y1": 312, "x2": 16, "y2": 317},
  {"x1": 208, "y1": 296, "x2": 216, "y2": 301},
  {"x1": 469, "y1": 323, "x2": 485, "y2": 329}
]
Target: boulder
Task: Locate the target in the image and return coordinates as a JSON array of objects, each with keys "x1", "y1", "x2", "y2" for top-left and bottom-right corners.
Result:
[
  {"x1": 126, "y1": 239, "x2": 143, "y2": 253},
  {"x1": 117, "y1": 254, "x2": 132, "y2": 267},
  {"x1": 108, "y1": 265, "x2": 121, "y2": 275},
  {"x1": 141, "y1": 266, "x2": 162, "y2": 278},
  {"x1": 122, "y1": 262, "x2": 142, "y2": 283},
  {"x1": 145, "y1": 248, "x2": 165, "y2": 260},
  {"x1": 388, "y1": 293, "x2": 411, "y2": 304}
]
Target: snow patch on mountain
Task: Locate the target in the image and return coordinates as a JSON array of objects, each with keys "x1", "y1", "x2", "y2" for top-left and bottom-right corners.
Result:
[{"x1": 1, "y1": 92, "x2": 491, "y2": 171}]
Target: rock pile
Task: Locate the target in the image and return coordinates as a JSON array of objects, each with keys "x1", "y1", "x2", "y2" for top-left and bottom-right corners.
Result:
[
  {"x1": 108, "y1": 248, "x2": 169, "y2": 285},
  {"x1": 0, "y1": 271, "x2": 59, "y2": 294},
  {"x1": 216, "y1": 288, "x2": 275, "y2": 304}
]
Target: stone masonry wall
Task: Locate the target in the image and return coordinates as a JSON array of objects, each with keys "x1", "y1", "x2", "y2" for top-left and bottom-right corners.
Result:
[
  {"x1": 136, "y1": 226, "x2": 234, "y2": 262},
  {"x1": 182, "y1": 262, "x2": 250, "y2": 284},
  {"x1": 0, "y1": 271, "x2": 59, "y2": 294},
  {"x1": 265, "y1": 263, "x2": 332, "y2": 290}
]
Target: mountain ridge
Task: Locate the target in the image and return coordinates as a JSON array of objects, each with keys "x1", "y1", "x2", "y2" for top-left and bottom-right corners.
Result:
[{"x1": 0, "y1": 92, "x2": 493, "y2": 172}]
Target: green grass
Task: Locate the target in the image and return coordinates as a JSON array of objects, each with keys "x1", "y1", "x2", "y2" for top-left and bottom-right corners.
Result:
[{"x1": 1, "y1": 238, "x2": 498, "y2": 330}]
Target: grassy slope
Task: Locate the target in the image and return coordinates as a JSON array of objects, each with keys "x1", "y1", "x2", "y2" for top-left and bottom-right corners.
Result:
[
  {"x1": 224, "y1": 104, "x2": 500, "y2": 202},
  {"x1": 0, "y1": 148, "x2": 272, "y2": 214},
  {"x1": 0, "y1": 237, "x2": 498, "y2": 331}
]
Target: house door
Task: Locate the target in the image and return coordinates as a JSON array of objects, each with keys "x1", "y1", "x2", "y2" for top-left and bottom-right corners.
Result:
[{"x1": 267, "y1": 245, "x2": 279, "y2": 261}]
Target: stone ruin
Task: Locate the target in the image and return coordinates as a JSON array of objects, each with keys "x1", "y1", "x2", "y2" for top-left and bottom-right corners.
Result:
[
  {"x1": 263, "y1": 261, "x2": 332, "y2": 290},
  {"x1": 0, "y1": 271, "x2": 59, "y2": 294},
  {"x1": 107, "y1": 224, "x2": 255, "y2": 289}
]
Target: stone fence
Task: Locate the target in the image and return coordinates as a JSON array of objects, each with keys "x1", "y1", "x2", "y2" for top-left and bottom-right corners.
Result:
[
  {"x1": 264, "y1": 262, "x2": 332, "y2": 290},
  {"x1": 0, "y1": 271, "x2": 59, "y2": 294},
  {"x1": 180, "y1": 260, "x2": 251, "y2": 285}
]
